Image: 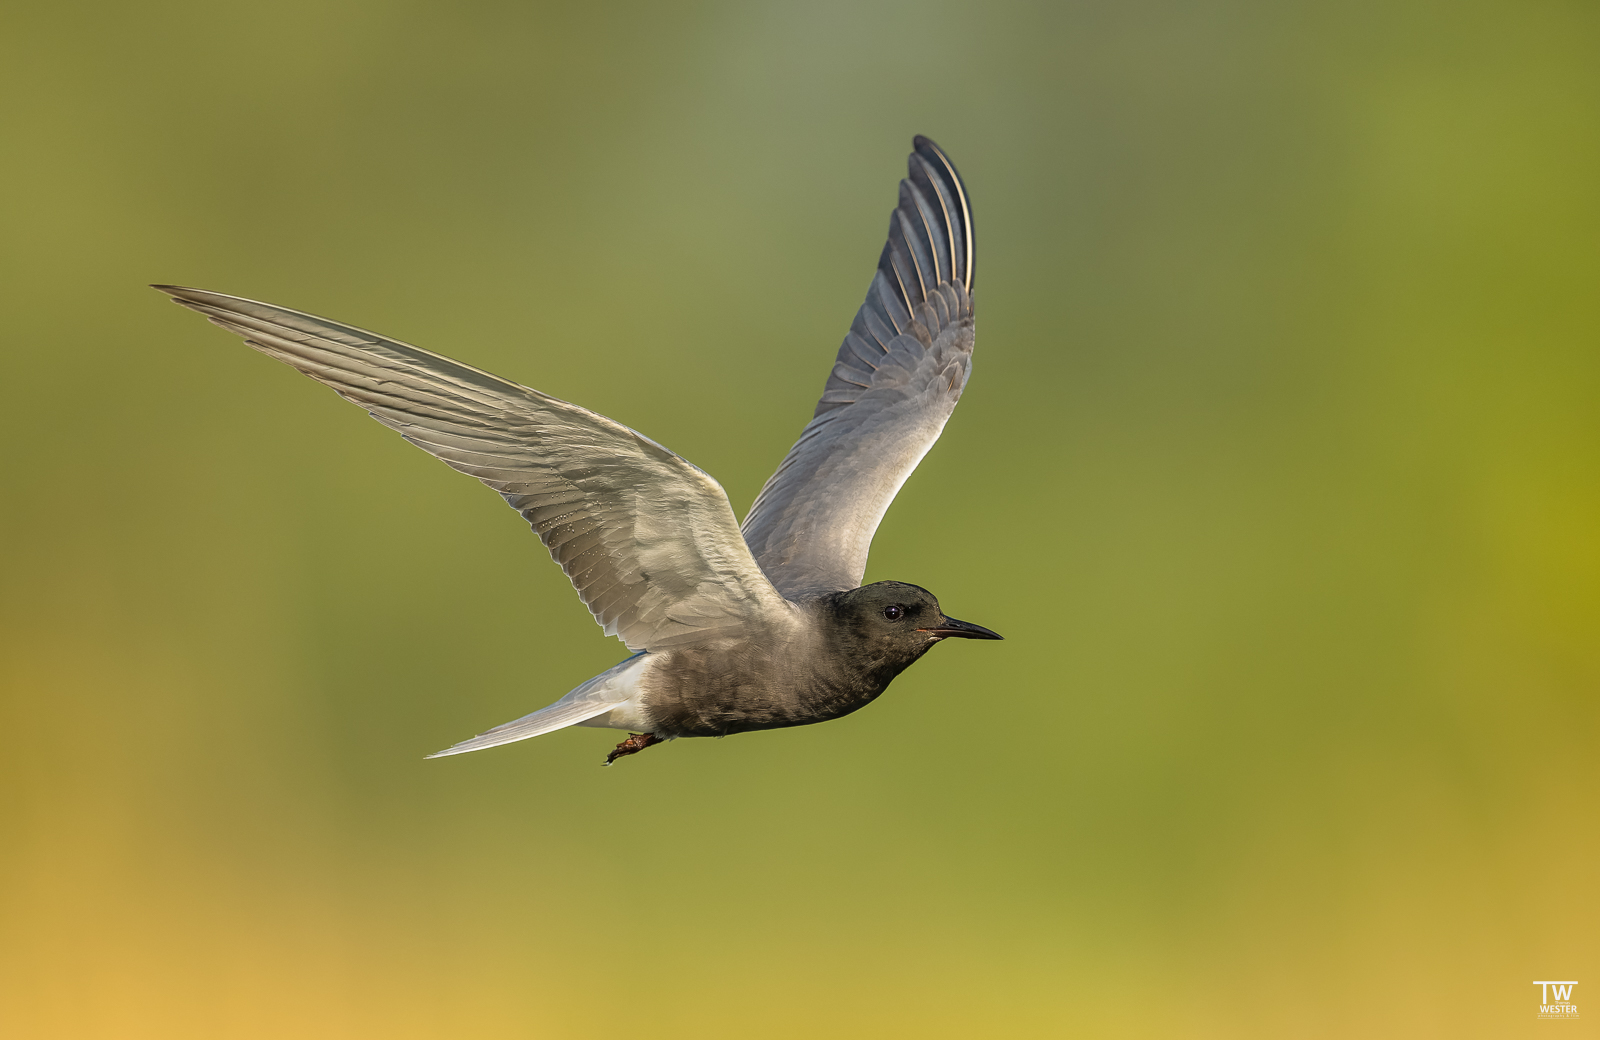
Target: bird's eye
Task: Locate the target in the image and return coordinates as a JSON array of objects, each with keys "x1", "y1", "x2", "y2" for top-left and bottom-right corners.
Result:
[{"x1": 883, "y1": 605, "x2": 905, "y2": 621}]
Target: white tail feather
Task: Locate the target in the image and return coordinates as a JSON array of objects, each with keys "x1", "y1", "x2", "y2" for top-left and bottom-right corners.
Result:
[{"x1": 426, "y1": 654, "x2": 648, "y2": 758}]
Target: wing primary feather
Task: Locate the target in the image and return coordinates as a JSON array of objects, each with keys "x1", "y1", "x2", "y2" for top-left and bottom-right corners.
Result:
[
  {"x1": 879, "y1": 248, "x2": 915, "y2": 323},
  {"x1": 912, "y1": 136, "x2": 973, "y2": 293},
  {"x1": 898, "y1": 182, "x2": 945, "y2": 300},
  {"x1": 869, "y1": 271, "x2": 905, "y2": 334},
  {"x1": 908, "y1": 154, "x2": 956, "y2": 285},
  {"x1": 893, "y1": 205, "x2": 931, "y2": 302}
]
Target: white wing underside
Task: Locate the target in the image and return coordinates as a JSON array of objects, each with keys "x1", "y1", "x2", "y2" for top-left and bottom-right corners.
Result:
[{"x1": 741, "y1": 136, "x2": 977, "y2": 597}]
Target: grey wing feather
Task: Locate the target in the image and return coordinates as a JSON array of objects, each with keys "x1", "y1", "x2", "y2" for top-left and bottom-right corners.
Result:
[
  {"x1": 740, "y1": 136, "x2": 976, "y2": 596},
  {"x1": 156, "y1": 285, "x2": 788, "y2": 651}
]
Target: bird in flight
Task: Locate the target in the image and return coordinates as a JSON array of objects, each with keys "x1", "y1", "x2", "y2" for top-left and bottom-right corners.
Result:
[{"x1": 156, "y1": 135, "x2": 999, "y2": 766}]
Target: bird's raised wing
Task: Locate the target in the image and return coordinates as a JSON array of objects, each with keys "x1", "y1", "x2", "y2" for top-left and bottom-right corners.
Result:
[
  {"x1": 740, "y1": 136, "x2": 976, "y2": 597},
  {"x1": 156, "y1": 285, "x2": 789, "y2": 651}
]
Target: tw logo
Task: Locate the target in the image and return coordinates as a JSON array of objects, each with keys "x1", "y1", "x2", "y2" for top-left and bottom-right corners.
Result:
[{"x1": 1534, "y1": 980, "x2": 1579, "y2": 1019}]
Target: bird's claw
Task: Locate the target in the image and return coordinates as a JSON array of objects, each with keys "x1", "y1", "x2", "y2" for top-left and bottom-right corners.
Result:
[{"x1": 604, "y1": 732, "x2": 663, "y2": 766}]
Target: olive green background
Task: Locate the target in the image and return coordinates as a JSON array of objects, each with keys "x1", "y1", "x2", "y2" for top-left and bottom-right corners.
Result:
[{"x1": 3, "y1": 1, "x2": 1598, "y2": 1037}]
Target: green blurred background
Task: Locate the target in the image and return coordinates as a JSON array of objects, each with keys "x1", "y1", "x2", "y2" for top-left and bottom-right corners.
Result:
[{"x1": 2, "y1": 1, "x2": 1597, "y2": 1037}]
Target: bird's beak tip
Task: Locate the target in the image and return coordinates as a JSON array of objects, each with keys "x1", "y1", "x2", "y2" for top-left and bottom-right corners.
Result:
[{"x1": 920, "y1": 617, "x2": 1004, "y2": 640}]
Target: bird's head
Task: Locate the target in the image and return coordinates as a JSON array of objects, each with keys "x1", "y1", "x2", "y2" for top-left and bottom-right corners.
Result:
[{"x1": 832, "y1": 581, "x2": 1003, "y2": 663}]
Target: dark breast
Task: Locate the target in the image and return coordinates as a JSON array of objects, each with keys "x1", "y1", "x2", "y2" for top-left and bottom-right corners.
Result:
[{"x1": 640, "y1": 639, "x2": 912, "y2": 739}]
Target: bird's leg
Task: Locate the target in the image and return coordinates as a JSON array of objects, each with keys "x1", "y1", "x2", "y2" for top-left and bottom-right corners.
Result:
[{"x1": 604, "y1": 732, "x2": 663, "y2": 766}]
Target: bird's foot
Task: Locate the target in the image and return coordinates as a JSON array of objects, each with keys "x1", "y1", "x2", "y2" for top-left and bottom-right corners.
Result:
[{"x1": 604, "y1": 732, "x2": 663, "y2": 766}]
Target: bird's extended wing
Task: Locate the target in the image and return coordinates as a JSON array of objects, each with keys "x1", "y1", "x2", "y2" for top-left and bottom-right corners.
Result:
[
  {"x1": 156, "y1": 285, "x2": 789, "y2": 651},
  {"x1": 740, "y1": 136, "x2": 976, "y2": 597}
]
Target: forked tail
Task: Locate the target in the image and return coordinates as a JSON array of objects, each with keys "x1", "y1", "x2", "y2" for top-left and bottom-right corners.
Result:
[{"x1": 426, "y1": 654, "x2": 647, "y2": 758}]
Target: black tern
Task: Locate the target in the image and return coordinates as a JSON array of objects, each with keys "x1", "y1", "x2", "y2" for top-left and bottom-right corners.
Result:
[{"x1": 156, "y1": 135, "x2": 999, "y2": 765}]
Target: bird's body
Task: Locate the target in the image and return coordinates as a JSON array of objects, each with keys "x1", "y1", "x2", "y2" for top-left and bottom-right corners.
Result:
[
  {"x1": 639, "y1": 615, "x2": 889, "y2": 739},
  {"x1": 157, "y1": 136, "x2": 1000, "y2": 765},
  {"x1": 584, "y1": 582, "x2": 990, "y2": 742}
]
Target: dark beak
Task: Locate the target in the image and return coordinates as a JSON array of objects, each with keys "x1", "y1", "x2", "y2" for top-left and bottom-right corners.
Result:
[{"x1": 918, "y1": 616, "x2": 1004, "y2": 640}]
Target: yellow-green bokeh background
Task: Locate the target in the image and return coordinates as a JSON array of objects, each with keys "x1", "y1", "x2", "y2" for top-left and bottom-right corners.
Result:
[{"x1": 3, "y1": 2, "x2": 1598, "y2": 1037}]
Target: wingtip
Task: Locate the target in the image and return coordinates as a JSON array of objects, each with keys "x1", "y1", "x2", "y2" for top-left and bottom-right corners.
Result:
[
  {"x1": 151, "y1": 284, "x2": 262, "y2": 309},
  {"x1": 905, "y1": 135, "x2": 973, "y2": 295},
  {"x1": 911, "y1": 134, "x2": 946, "y2": 162},
  {"x1": 151, "y1": 284, "x2": 217, "y2": 309}
]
